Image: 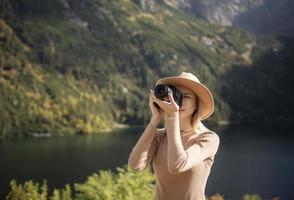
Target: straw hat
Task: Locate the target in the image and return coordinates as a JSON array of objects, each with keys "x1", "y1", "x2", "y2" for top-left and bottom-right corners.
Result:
[{"x1": 155, "y1": 72, "x2": 214, "y2": 120}]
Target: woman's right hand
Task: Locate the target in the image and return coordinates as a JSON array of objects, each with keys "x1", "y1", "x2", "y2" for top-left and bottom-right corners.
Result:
[{"x1": 149, "y1": 90, "x2": 162, "y2": 124}]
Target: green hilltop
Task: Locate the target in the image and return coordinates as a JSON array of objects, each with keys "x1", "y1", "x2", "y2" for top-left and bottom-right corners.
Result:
[{"x1": 0, "y1": 0, "x2": 293, "y2": 137}]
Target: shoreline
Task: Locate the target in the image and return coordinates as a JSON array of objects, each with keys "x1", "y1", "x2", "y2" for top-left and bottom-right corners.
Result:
[{"x1": 0, "y1": 120, "x2": 292, "y2": 140}]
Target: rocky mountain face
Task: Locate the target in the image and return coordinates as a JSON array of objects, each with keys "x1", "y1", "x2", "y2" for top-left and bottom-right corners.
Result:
[{"x1": 140, "y1": 0, "x2": 294, "y2": 36}]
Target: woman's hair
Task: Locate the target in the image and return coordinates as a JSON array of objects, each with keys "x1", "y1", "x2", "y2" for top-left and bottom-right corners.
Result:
[
  {"x1": 191, "y1": 94, "x2": 209, "y2": 133},
  {"x1": 191, "y1": 94, "x2": 201, "y2": 130}
]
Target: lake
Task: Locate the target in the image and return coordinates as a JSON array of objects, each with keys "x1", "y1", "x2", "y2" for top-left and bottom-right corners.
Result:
[{"x1": 0, "y1": 125, "x2": 293, "y2": 199}]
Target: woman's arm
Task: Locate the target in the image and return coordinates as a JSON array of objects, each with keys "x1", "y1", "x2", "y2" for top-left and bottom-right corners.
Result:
[
  {"x1": 164, "y1": 112, "x2": 185, "y2": 174},
  {"x1": 128, "y1": 90, "x2": 162, "y2": 171},
  {"x1": 128, "y1": 119, "x2": 159, "y2": 171},
  {"x1": 166, "y1": 115, "x2": 219, "y2": 174}
]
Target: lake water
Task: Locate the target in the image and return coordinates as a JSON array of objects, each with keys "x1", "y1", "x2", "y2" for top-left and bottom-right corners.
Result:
[{"x1": 0, "y1": 125, "x2": 293, "y2": 199}]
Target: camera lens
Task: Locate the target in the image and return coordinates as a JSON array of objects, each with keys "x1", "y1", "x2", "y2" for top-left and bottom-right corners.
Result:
[
  {"x1": 154, "y1": 84, "x2": 183, "y2": 107},
  {"x1": 154, "y1": 84, "x2": 170, "y2": 99}
]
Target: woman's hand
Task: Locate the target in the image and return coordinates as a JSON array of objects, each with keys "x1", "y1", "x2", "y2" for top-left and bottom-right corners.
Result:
[
  {"x1": 149, "y1": 90, "x2": 163, "y2": 124},
  {"x1": 150, "y1": 90, "x2": 179, "y2": 118}
]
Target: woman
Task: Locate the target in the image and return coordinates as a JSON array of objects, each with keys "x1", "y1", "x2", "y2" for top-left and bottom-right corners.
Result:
[{"x1": 128, "y1": 72, "x2": 220, "y2": 200}]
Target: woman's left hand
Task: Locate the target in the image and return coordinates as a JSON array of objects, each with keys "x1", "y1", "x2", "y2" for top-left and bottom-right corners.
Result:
[{"x1": 151, "y1": 91, "x2": 179, "y2": 118}]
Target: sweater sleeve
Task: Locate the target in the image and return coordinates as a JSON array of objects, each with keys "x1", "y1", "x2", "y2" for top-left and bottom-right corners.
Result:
[
  {"x1": 128, "y1": 129, "x2": 163, "y2": 171},
  {"x1": 168, "y1": 131, "x2": 220, "y2": 174}
]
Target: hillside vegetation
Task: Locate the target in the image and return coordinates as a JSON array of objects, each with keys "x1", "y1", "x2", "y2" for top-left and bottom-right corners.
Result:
[{"x1": 0, "y1": 0, "x2": 293, "y2": 137}]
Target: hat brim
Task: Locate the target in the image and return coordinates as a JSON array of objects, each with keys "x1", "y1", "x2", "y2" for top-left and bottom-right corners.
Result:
[{"x1": 156, "y1": 77, "x2": 214, "y2": 120}]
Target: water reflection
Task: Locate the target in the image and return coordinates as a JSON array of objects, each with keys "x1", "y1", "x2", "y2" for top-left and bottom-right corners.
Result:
[{"x1": 0, "y1": 125, "x2": 293, "y2": 199}]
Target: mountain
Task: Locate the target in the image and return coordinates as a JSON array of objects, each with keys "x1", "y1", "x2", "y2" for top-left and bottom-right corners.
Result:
[
  {"x1": 157, "y1": 0, "x2": 294, "y2": 37},
  {"x1": 0, "y1": 0, "x2": 293, "y2": 137}
]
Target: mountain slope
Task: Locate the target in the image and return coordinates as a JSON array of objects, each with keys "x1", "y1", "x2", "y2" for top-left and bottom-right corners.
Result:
[{"x1": 0, "y1": 0, "x2": 293, "y2": 137}]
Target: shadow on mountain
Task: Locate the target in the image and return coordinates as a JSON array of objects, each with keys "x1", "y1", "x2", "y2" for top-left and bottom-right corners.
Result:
[
  {"x1": 232, "y1": 0, "x2": 294, "y2": 37},
  {"x1": 220, "y1": 36, "x2": 294, "y2": 131}
]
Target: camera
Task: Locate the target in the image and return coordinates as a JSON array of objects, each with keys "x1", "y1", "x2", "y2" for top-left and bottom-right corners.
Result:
[{"x1": 153, "y1": 84, "x2": 183, "y2": 108}]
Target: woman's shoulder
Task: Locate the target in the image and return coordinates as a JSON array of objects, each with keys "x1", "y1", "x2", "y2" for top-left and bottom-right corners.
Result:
[
  {"x1": 194, "y1": 128, "x2": 220, "y2": 144},
  {"x1": 196, "y1": 122, "x2": 219, "y2": 137}
]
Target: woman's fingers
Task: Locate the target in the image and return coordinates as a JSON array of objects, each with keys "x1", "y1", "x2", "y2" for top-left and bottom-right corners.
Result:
[
  {"x1": 149, "y1": 90, "x2": 153, "y2": 102},
  {"x1": 150, "y1": 90, "x2": 179, "y2": 112},
  {"x1": 151, "y1": 91, "x2": 162, "y2": 104},
  {"x1": 168, "y1": 92, "x2": 177, "y2": 106},
  {"x1": 149, "y1": 90, "x2": 161, "y2": 108},
  {"x1": 153, "y1": 97, "x2": 172, "y2": 109},
  {"x1": 149, "y1": 90, "x2": 157, "y2": 104}
]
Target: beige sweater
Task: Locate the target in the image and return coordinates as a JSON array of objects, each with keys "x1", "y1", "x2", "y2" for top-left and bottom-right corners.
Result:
[{"x1": 128, "y1": 121, "x2": 220, "y2": 200}]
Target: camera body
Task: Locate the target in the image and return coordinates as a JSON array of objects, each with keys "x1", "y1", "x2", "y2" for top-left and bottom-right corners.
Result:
[{"x1": 154, "y1": 84, "x2": 183, "y2": 108}]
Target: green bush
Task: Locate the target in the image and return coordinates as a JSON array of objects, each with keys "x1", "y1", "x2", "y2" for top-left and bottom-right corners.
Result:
[
  {"x1": 5, "y1": 165, "x2": 280, "y2": 200},
  {"x1": 6, "y1": 166, "x2": 155, "y2": 200},
  {"x1": 75, "y1": 166, "x2": 155, "y2": 200}
]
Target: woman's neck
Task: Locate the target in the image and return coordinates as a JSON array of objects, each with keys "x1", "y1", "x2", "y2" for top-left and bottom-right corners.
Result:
[{"x1": 179, "y1": 117, "x2": 194, "y2": 133}]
